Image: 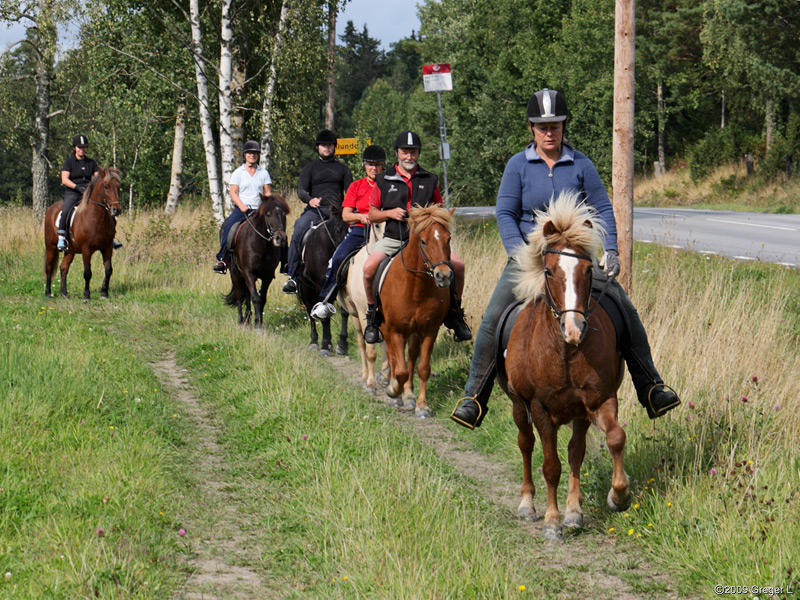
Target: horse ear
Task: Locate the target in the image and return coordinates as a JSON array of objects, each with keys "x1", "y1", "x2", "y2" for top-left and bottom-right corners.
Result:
[
  {"x1": 543, "y1": 221, "x2": 557, "y2": 237},
  {"x1": 449, "y1": 207, "x2": 455, "y2": 216},
  {"x1": 584, "y1": 219, "x2": 593, "y2": 229}
]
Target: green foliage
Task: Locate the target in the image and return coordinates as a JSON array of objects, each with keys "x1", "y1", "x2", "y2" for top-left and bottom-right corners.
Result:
[{"x1": 688, "y1": 126, "x2": 749, "y2": 181}]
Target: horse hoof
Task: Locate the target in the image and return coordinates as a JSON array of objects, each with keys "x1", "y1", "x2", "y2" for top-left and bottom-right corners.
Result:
[
  {"x1": 335, "y1": 343, "x2": 347, "y2": 356},
  {"x1": 415, "y1": 409, "x2": 431, "y2": 419},
  {"x1": 320, "y1": 349, "x2": 332, "y2": 357},
  {"x1": 542, "y1": 525, "x2": 562, "y2": 540},
  {"x1": 101, "y1": 293, "x2": 109, "y2": 300},
  {"x1": 45, "y1": 293, "x2": 54, "y2": 299},
  {"x1": 518, "y1": 506, "x2": 539, "y2": 521},
  {"x1": 308, "y1": 343, "x2": 320, "y2": 351},
  {"x1": 607, "y1": 489, "x2": 632, "y2": 512},
  {"x1": 563, "y1": 513, "x2": 583, "y2": 528}
]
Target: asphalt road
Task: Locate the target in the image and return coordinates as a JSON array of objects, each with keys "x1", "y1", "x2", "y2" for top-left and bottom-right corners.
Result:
[{"x1": 453, "y1": 206, "x2": 800, "y2": 268}]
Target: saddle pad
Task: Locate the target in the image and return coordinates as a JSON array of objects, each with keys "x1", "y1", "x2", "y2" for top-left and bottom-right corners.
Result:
[{"x1": 55, "y1": 209, "x2": 77, "y2": 231}]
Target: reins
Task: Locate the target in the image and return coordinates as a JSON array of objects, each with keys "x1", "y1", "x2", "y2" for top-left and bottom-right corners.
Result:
[{"x1": 244, "y1": 206, "x2": 284, "y2": 243}]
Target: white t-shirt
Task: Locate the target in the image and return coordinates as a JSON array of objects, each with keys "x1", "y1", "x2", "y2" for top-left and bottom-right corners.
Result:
[{"x1": 230, "y1": 164, "x2": 272, "y2": 209}]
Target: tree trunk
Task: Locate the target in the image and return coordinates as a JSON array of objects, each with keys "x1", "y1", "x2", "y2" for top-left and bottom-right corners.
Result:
[
  {"x1": 721, "y1": 90, "x2": 726, "y2": 129},
  {"x1": 765, "y1": 98, "x2": 774, "y2": 151},
  {"x1": 189, "y1": 0, "x2": 224, "y2": 224},
  {"x1": 231, "y1": 61, "x2": 246, "y2": 167},
  {"x1": 612, "y1": 0, "x2": 635, "y2": 293},
  {"x1": 324, "y1": 0, "x2": 336, "y2": 130},
  {"x1": 260, "y1": 0, "x2": 290, "y2": 171},
  {"x1": 656, "y1": 79, "x2": 665, "y2": 177},
  {"x1": 31, "y1": 0, "x2": 57, "y2": 224},
  {"x1": 165, "y1": 102, "x2": 186, "y2": 216},
  {"x1": 218, "y1": 0, "x2": 235, "y2": 213}
]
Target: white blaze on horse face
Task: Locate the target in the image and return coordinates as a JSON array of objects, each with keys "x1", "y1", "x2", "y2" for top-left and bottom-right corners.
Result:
[
  {"x1": 434, "y1": 229, "x2": 440, "y2": 242},
  {"x1": 559, "y1": 250, "x2": 584, "y2": 345}
]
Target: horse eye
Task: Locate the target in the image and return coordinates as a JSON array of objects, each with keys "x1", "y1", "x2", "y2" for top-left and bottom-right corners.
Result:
[
  {"x1": 544, "y1": 267, "x2": 553, "y2": 277},
  {"x1": 420, "y1": 240, "x2": 428, "y2": 247}
]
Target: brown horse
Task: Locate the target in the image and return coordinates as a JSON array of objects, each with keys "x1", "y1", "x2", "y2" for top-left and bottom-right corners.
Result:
[
  {"x1": 223, "y1": 195, "x2": 289, "y2": 327},
  {"x1": 44, "y1": 167, "x2": 122, "y2": 299},
  {"x1": 380, "y1": 205, "x2": 454, "y2": 418},
  {"x1": 498, "y1": 191, "x2": 628, "y2": 540}
]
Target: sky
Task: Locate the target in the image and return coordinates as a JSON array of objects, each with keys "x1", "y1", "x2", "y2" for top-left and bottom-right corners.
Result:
[
  {"x1": 2, "y1": 2, "x2": 423, "y2": 54},
  {"x1": 337, "y1": 0, "x2": 423, "y2": 50}
]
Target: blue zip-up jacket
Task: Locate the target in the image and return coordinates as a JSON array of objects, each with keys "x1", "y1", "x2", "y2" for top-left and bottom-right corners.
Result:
[{"x1": 495, "y1": 143, "x2": 618, "y2": 257}]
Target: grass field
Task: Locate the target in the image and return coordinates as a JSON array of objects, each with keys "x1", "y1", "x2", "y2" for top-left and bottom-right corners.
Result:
[{"x1": 1, "y1": 199, "x2": 798, "y2": 598}]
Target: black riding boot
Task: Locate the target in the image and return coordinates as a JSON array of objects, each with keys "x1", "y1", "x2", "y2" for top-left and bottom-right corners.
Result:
[
  {"x1": 616, "y1": 286, "x2": 681, "y2": 419},
  {"x1": 443, "y1": 289, "x2": 472, "y2": 342},
  {"x1": 364, "y1": 304, "x2": 382, "y2": 344}
]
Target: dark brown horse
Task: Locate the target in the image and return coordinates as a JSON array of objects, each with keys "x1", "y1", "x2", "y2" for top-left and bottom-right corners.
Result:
[
  {"x1": 44, "y1": 167, "x2": 122, "y2": 299},
  {"x1": 497, "y1": 191, "x2": 628, "y2": 540},
  {"x1": 223, "y1": 195, "x2": 289, "y2": 327},
  {"x1": 298, "y1": 203, "x2": 349, "y2": 356},
  {"x1": 380, "y1": 205, "x2": 454, "y2": 418}
]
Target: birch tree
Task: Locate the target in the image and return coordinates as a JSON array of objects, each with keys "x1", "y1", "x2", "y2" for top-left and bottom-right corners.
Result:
[
  {"x1": 218, "y1": 0, "x2": 235, "y2": 212},
  {"x1": 260, "y1": 0, "x2": 289, "y2": 171},
  {"x1": 165, "y1": 101, "x2": 186, "y2": 216}
]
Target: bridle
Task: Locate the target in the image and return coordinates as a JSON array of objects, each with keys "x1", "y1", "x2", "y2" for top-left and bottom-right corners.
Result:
[
  {"x1": 541, "y1": 247, "x2": 612, "y2": 323},
  {"x1": 244, "y1": 206, "x2": 285, "y2": 243},
  {"x1": 87, "y1": 183, "x2": 121, "y2": 213},
  {"x1": 400, "y1": 227, "x2": 452, "y2": 278}
]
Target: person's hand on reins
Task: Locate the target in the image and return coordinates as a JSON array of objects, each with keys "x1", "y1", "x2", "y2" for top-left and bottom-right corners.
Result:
[{"x1": 600, "y1": 249, "x2": 620, "y2": 277}]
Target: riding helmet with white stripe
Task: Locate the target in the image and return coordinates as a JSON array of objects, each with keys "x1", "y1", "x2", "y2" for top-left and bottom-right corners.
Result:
[
  {"x1": 526, "y1": 88, "x2": 568, "y2": 123},
  {"x1": 394, "y1": 130, "x2": 422, "y2": 150}
]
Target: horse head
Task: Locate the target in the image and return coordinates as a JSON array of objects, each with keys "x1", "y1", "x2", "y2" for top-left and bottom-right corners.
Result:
[
  {"x1": 408, "y1": 204, "x2": 455, "y2": 289},
  {"x1": 258, "y1": 194, "x2": 289, "y2": 247},
  {"x1": 515, "y1": 192, "x2": 605, "y2": 346},
  {"x1": 85, "y1": 168, "x2": 123, "y2": 217}
]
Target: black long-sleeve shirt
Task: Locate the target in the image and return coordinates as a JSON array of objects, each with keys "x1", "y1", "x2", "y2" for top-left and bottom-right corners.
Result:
[{"x1": 297, "y1": 157, "x2": 352, "y2": 211}]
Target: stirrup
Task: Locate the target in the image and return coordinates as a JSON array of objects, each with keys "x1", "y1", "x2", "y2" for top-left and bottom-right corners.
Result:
[
  {"x1": 645, "y1": 383, "x2": 681, "y2": 418},
  {"x1": 449, "y1": 396, "x2": 483, "y2": 430}
]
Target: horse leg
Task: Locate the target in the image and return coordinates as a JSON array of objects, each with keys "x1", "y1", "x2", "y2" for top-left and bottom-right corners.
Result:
[
  {"x1": 308, "y1": 317, "x2": 319, "y2": 351},
  {"x1": 244, "y1": 272, "x2": 259, "y2": 328},
  {"x1": 401, "y1": 333, "x2": 420, "y2": 408},
  {"x1": 512, "y1": 401, "x2": 538, "y2": 521},
  {"x1": 378, "y1": 342, "x2": 390, "y2": 386},
  {"x1": 335, "y1": 311, "x2": 348, "y2": 355},
  {"x1": 254, "y1": 276, "x2": 269, "y2": 329},
  {"x1": 81, "y1": 250, "x2": 93, "y2": 300},
  {"x1": 594, "y1": 400, "x2": 631, "y2": 511},
  {"x1": 45, "y1": 246, "x2": 58, "y2": 297},
  {"x1": 538, "y1": 418, "x2": 563, "y2": 539},
  {"x1": 413, "y1": 334, "x2": 437, "y2": 418},
  {"x1": 564, "y1": 418, "x2": 591, "y2": 528},
  {"x1": 100, "y1": 247, "x2": 113, "y2": 299},
  {"x1": 59, "y1": 253, "x2": 75, "y2": 297},
  {"x1": 384, "y1": 331, "x2": 407, "y2": 404},
  {"x1": 319, "y1": 316, "x2": 333, "y2": 356}
]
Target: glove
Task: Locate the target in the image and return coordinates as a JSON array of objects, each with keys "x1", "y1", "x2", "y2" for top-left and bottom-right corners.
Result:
[
  {"x1": 74, "y1": 184, "x2": 86, "y2": 193},
  {"x1": 600, "y1": 249, "x2": 620, "y2": 277}
]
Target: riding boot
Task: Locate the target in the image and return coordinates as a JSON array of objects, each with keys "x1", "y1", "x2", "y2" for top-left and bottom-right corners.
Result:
[
  {"x1": 57, "y1": 229, "x2": 68, "y2": 252},
  {"x1": 616, "y1": 284, "x2": 681, "y2": 419},
  {"x1": 442, "y1": 289, "x2": 472, "y2": 342},
  {"x1": 364, "y1": 304, "x2": 382, "y2": 344}
]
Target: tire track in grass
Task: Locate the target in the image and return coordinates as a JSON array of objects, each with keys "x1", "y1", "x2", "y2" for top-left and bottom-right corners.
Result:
[
  {"x1": 324, "y1": 355, "x2": 691, "y2": 600},
  {"x1": 151, "y1": 355, "x2": 272, "y2": 600}
]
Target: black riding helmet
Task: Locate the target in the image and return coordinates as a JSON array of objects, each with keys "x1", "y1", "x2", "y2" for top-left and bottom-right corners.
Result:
[
  {"x1": 315, "y1": 129, "x2": 338, "y2": 145},
  {"x1": 243, "y1": 140, "x2": 260, "y2": 153},
  {"x1": 362, "y1": 144, "x2": 386, "y2": 163},
  {"x1": 72, "y1": 134, "x2": 89, "y2": 148},
  {"x1": 394, "y1": 130, "x2": 422, "y2": 150},
  {"x1": 526, "y1": 88, "x2": 568, "y2": 123}
]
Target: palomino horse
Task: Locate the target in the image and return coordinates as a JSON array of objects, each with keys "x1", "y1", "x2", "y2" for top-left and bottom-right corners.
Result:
[
  {"x1": 498, "y1": 192, "x2": 628, "y2": 540},
  {"x1": 338, "y1": 221, "x2": 389, "y2": 394},
  {"x1": 297, "y1": 203, "x2": 349, "y2": 356},
  {"x1": 223, "y1": 195, "x2": 289, "y2": 327},
  {"x1": 380, "y1": 205, "x2": 454, "y2": 418},
  {"x1": 44, "y1": 167, "x2": 123, "y2": 299}
]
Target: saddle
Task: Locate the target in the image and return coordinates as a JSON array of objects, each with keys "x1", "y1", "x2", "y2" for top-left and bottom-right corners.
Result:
[
  {"x1": 334, "y1": 246, "x2": 365, "y2": 292},
  {"x1": 225, "y1": 219, "x2": 248, "y2": 253},
  {"x1": 493, "y1": 279, "x2": 630, "y2": 387},
  {"x1": 369, "y1": 243, "x2": 408, "y2": 329},
  {"x1": 300, "y1": 219, "x2": 330, "y2": 264},
  {"x1": 56, "y1": 207, "x2": 78, "y2": 235}
]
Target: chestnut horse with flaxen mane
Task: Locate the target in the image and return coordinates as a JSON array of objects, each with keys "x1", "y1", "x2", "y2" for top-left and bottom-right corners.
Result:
[
  {"x1": 44, "y1": 167, "x2": 122, "y2": 299},
  {"x1": 380, "y1": 204, "x2": 454, "y2": 418},
  {"x1": 497, "y1": 191, "x2": 629, "y2": 540}
]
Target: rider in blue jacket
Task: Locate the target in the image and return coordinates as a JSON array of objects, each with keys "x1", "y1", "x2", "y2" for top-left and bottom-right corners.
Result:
[{"x1": 450, "y1": 88, "x2": 680, "y2": 429}]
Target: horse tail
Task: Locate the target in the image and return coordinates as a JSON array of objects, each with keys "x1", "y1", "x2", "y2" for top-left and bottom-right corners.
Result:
[{"x1": 223, "y1": 284, "x2": 241, "y2": 307}]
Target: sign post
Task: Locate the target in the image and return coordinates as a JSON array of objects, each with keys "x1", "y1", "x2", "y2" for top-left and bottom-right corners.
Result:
[{"x1": 422, "y1": 64, "x2": 453, "y2": 208}]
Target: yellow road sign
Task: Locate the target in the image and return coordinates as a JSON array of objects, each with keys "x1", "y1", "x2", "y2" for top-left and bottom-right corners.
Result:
[{"x1": 336, "y1": 138, "x2": 370, "y2": 155}]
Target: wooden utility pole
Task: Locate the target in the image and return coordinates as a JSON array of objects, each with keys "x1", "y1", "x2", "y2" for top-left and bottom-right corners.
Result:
[
  {"x1": 612, "y1": 0, "x2": 636, "y2": 292},
  {"x1": 324, "y1": 0, "x2": 336, "y2": 130}
]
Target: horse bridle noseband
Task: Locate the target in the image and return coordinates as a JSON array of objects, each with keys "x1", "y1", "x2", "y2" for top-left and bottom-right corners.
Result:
[
  {"x1": 542, "y1": 248, "x2": 613, "y2": 323},
  {"x1": 88, "y1": 188, "x2": 120, "y2": 212},
  {"x1": 400, "y1": 234, "x2": 452, "y2": 278}
]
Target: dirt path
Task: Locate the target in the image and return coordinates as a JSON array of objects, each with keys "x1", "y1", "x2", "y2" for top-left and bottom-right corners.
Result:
[
  {"x1": 324, "y1": 354, "x2": 687, "y2": 600},
  {"x1": 151, "y1": 356, "x2": 272, "y2": 600}
]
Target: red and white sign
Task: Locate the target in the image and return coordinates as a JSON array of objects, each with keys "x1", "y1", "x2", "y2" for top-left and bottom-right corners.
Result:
[{"x1": 422, "y1": 64, "x2": 453, "y2": 93}]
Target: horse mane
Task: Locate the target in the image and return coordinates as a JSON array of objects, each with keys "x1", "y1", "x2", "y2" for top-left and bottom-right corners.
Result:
[
  {"x1": 259, "y1": 194, "x2": 289, "y2": 215},
  {"x1": 408, "y1": 204, "x2": 452, "y2": 235},
  {"x1": 75, "y1": 167, "x2": 121, "y2": 215},
  {"x1": 514, "y1": 191, "x2": 606, "y2": 304}
]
